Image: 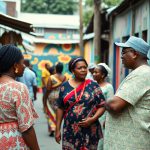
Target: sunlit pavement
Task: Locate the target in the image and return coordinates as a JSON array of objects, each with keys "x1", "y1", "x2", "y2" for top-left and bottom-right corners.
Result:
[{"x1": 34, "y1": 93, "x2": 61, "y2": 150}]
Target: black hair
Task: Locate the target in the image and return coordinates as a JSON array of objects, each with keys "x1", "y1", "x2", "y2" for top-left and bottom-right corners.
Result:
[
  {"x1": 98, "y1": 65, "x2": 108, "y2": 78},
  {"x1": 56, "y1": 62, "x2": 63, "y2": 74},
  {"x1": 0, "y1": 44, "x2": 23, "y2": 74},
  {"x1": 49, "y1": 66, "x2": 55, "y2": 74},
  {"x1": 24, "y1": 59, "x2": 30, "y2": 67},
  {"x1": 68, "y1": 57, "x2": 88, "y2": 72}
]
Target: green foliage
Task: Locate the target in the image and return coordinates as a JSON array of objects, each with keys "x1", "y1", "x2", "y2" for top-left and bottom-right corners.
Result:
[
  {"x1": 103, "y1": 0, "x2": 123, "y2": 6},
  {"x1": 83, "y1": 0, "x2": 123, "y2": 27},
  {"x1": 21, "y1": 0, "x2": 77, "y2": 14}
]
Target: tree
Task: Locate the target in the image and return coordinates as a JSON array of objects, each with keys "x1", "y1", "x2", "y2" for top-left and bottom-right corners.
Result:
[
  {"x1": 94, "y1": 0, "x2": 101, "y2": 62},
  {"x1": 21, "y1": 0, "x2": 78, "y2": 15},
  {"x1": 83, "y1": 0, "x2": 123, "y2": 26}
]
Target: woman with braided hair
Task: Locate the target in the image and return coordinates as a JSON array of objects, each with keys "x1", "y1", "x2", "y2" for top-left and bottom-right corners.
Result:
[
  {"x1": 0, "y1": 44, "x2": 39, "y2": 149},
  {"x1": 55, "y1": 57, "x2": 105, "y2": 150}
]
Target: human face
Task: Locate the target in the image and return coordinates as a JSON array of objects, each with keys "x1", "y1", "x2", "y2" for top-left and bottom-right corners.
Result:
[
  {"x1": 73, "y1": 61, "x2": 88, "y2": 80},
  {"x1": 14, "y1": 58, "x2": 26, "y2": 77},
  {"x1": 121, "y1": 48, "x2": 136, "y2": 69},
  {"x1": 93, "y1": 67, "x2": 104, "y2": 82}
]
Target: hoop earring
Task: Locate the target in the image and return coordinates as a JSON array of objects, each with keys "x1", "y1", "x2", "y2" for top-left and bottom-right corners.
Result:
[{"x1": 15, "y1": 68, "x2": 19, "y2": 73}]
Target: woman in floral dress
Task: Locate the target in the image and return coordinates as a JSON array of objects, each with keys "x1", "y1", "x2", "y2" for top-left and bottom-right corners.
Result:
[
  {"x1": 55, "y1": 57, "x2": 105, "y2": 150},
  {"x1": 0, "y1": 45, "x2": 39, "y2": 149}
]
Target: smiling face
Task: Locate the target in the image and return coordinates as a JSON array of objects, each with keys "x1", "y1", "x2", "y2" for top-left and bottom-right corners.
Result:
[{"x1": 72, "y1": 61, "x2": 88, "y2": 80}]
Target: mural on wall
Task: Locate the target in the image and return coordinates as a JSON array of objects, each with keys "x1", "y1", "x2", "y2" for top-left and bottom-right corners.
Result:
[
  {"x1": 45, "y1": 33, "x2": 78, "y2": 40},
  {"x1": 24, "y1": 43, "x2": 80, "y2": 87}
]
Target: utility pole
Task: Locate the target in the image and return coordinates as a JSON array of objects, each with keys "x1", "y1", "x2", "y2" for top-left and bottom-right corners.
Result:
[
  {"x1": 79, "y1": 0, "x2": 84, "y2": 57},
  {"x1": 94, "y1": 0, "x2": 101, "y2": 63}
]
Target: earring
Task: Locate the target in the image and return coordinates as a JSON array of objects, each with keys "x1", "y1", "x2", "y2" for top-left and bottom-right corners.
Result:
[{"x1": 15, "y1": 68, "x2": 19, "y2": 73}]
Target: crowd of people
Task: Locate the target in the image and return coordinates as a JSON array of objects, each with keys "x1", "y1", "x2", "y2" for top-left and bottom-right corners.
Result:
[{"x1": 0, "y1": 35, "x2": 150, "y2": 150}]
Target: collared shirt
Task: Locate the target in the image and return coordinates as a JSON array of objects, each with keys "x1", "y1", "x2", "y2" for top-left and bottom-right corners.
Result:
[
  {"x1": 104, "y1": 65, "x2": 150, "y2": 150},
  {"x1": 17, "y1": 67, "x2": 37, "y2": 100}
]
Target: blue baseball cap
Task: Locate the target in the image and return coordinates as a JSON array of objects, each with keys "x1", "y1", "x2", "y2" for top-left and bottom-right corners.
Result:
[{"x1": 115, "y1": 36, "x2": 150, "y2": 56}]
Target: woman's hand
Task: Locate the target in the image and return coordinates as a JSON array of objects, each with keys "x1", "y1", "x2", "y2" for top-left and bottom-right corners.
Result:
[
  {"x1": 78, "y1": 117, "x2": 94, "y2": 127},
  {"x1": 55, "y1": 130, "x2": 61, "y2": 144}
]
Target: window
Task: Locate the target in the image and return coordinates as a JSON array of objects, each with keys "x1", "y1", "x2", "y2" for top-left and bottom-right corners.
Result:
[
  {"x1": 134, "y1": 33, "x2": 139, "y2": 37},
  {"x1": 142, "y1": 30, "x2": 147, "y2": 42}
]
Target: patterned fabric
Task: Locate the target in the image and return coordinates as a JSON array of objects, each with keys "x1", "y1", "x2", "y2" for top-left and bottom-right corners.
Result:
[
  {"x1": 0, "y1": 81, "x2": 38, "y2": 149},
  {"x1": 104, "y1": 65, "x2": 150, "y2": 150},
  {"x1": 98, "y1": 83, "x2": 114, "y2": 150},
  {"x1": 57, "y1": 80, "x2": 105, "y2": 150},
  {"x1": 46, "y1": 75, "x2": 66, "y2": 133}
]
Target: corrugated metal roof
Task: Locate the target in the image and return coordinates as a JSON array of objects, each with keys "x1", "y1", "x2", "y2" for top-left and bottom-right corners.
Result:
[
  {"x1": 0, "y1": 13, "x2": 33, "y2": 33},
  {"x1": 18, "y1": 13, "x2": 79, "y2": 29}
]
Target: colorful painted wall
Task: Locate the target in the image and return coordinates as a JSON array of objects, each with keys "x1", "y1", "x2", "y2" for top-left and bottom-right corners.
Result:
[
  {"x1": 24, "y1": 43, "x2": 80, "y2": 87},
  {"x1": 109, "y1": 0, "x2": 150, "y2": 91},
  {"x1": 84, "y1": 39, "x2": 95, "y2": 64}
]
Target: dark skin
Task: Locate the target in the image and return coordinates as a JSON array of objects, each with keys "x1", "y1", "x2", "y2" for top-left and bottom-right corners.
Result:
[
  {"x1": 105, "y1": 48, "x2": 148, "y2": 114},
  {"x1": 0, "y1": 59, "x2": 40, "y2": 150},
  {"x1": 93, "y1": 67, "x2": 108, "y2": 87},
  {"x1": 55, "y1": 61, "x2": 105, "y2": 144},
  {"x1": 43, "y1": 72, "x2": 66, "y2": 112}
]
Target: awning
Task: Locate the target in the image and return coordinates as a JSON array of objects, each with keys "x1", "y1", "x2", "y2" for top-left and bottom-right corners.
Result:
[{"x1": 0, "y1": 13, "x2": 33, "y2": 33}]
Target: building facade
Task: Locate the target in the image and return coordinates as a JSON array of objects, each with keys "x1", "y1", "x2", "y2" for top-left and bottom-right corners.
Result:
[{"x1": 109, "y1": 0, "x2": 150, "y2": 90}]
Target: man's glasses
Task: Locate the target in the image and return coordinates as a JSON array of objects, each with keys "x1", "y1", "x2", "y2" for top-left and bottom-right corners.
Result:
[{"x1": 121, "y1": 49, "x2": 134, "y2": 55}]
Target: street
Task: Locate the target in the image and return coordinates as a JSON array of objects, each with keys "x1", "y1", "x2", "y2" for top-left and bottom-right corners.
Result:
[{"x1": 34, "y1": 93, "x2": 61, "y2": 150}]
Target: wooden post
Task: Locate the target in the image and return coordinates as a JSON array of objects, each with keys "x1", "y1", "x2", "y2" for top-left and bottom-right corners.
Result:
[
  {"x1": 79, "y1": 0, "x2": 84, "y2": 57},
  {"x1": 94, "y1": 0, "x2": 101, "y2": 63}
]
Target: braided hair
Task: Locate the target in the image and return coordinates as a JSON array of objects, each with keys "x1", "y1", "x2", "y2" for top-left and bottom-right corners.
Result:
[{"x1": 0, "y1": 44, "x2": 23, "y2": 75}]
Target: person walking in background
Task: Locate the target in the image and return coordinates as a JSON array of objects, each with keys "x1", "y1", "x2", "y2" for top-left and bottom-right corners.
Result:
[
  {"x1": 44, "y1": 62, "x2": 66, "y2": 137},
  {"x1": 86, "y1": 63, "x2": 96, "y2": 80},
  {"x1": 55, "y1": 57, "x2": 105, "y2": 150},
  {"x1": 42, "y1": 63, "x2": 50, "y2": 110},
  {"x1": 29, "y1": 64, "x2": 37, "y2": 77},
  {"x1": 93, "y1": 63, "x2": 114, "y2": 150},
  {"x1": 17, "y1": 59, "x2": 37, "y2": 102},
  {"x1": 0, "y1": 44, "x2": 39, "y2": 149},
  {"x1": 104, "y1": 36, "x2": 150, "y2": 150}
]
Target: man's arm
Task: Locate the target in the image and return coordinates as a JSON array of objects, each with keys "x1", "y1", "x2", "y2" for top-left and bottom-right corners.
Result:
[{"x1": 105, "y1": 96, "x2": 130, "y2": 114}]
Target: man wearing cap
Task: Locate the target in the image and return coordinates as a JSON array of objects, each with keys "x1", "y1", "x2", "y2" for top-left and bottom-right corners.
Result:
[{"x1": 104, "y1": 36, "x2": 150, "y2": 150}]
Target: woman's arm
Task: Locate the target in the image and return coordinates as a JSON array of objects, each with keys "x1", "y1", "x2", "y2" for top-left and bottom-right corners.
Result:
[
  {"x1": 22, "y1": 126, "x2": 40, "y2": 150},
  {"x1": 79, "y1": 107, "x2": 105, "y2": 127},
  {"x1": 55, "y1": 108, "x2": 64, "y2": 144}
]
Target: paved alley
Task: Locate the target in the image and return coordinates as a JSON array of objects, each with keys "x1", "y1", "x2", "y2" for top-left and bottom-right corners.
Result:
[{"x1": 34, "y1": 93, "x2": 61, "y2": 150}]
